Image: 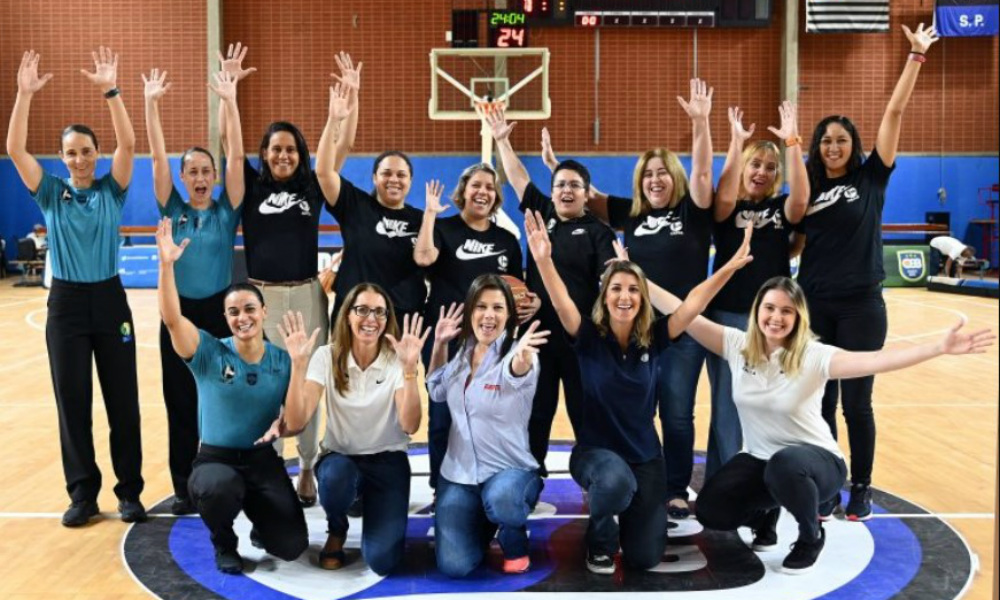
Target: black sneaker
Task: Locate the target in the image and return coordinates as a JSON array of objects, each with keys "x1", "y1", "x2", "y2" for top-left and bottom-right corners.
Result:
[
  {"x1": 214, "y1": 547, "x2": 244, "y2": 574},
  {"x1": 170, "y1": 496, "x2": 196, "y2": 516},
  {"x1": 250, "y1": 527, "x2": 264, "y2": 549},
  {"x1": 750, "y1": 508, "x2": 780, "y2": 552},
  {"x1": 845, "y1": 483, "x2": 873, "y2": 522},
  {"x1": 118, "y1": 499, "x2": 148, "y2": 523},
  {"x1": 781, "y1": 527, "x2": 825, "y2": 574},
  {"x1": 61, "y1": 500, "x2": 99, "y2": 527},
  {"x1": 586, "y1": 551, "x2": 615, "y2": 575},
  {"x1": 818, "y1": 492, "x2": 841, "y2": 522}
]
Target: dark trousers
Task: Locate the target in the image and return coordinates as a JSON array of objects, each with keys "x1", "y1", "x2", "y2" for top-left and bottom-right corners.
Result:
[
  {"x1": 160, "y1": 290, "x2": 230, "y2": 499},
  {"x1": 423, "y1": 326, "x2": 457, "y2": 490},
  {"x1": 315, "y1": 451, "x2": 411, "y2": 575},
  {"x1": 808, "y1": 290, "x2": 887, "y2": 486},
  {"x1": 46, "y1": 276, "x2": 143, "y2": 503},
  {"x1": 569, "y1": 445, "x2": 667, "y2": 569},
  {"x1": 697, "y1": 447, "x2": 847, "y2": 543},
  {"x1": 529, "y1": 336, "x2": 584, "y2": 475},
  {"x1": 188, "y1": 444, "x2": 307, "y2": 560}
]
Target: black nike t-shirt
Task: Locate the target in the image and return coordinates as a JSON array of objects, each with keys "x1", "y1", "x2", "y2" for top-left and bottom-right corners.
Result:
[
  {"x1": 521, "y1": 183, "x2": 617, "y2": 333},
  {"x1": 607, "y1": 193, "x2": 713, "y2": 299},
  {"x1": 242, "y1": 161, "x2": 324, "y2": 282},
  {"x1": 327, "y1": 177, "x2": 426, "y2": 315},
  {"x1": 426, "y1": 214, "x2": 523, "y2": 319},
  {"x1": 797, "y1": 147, "x2": 895, "y2": 300},
  {"x1": 711, "y1": 194, "x2": 793, "y2": 313}
]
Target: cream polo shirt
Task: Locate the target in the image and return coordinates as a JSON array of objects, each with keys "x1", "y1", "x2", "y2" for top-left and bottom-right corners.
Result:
[{"x1": 306, "y1": 345, "x2": 410, "y2": 456}]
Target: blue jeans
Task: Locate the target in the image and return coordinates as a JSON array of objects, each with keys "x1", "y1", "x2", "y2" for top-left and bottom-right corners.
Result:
[
  {"x1": 703, "y1": 308, "x2": 748, "y2": 480},
  {"x1": 315, "y1": 451, "x2": 411, "y2": 575},
  {"x1": 658, "y1": 332, "x2": 708, "y2": 500},
  {"x1": 435, "y1": 469, "x2": 542, "y2": 577},
  {"x1": 569, "y1": 445, "x2": 666, "y2": 570}
]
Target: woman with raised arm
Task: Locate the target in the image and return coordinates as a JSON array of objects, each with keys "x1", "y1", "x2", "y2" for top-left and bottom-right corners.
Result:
[
  {"x1": 234, "y1": 49, "x2": 361, "y2": 506},
  {"x1": 414, "y1": 169, "x2": 538, "y2": 493},
  {"x1": 524, "y1": 209, "x2": 752, "y2": 574},
  {"x1": 284, "y1": 284, "x2": 427, "y2": 574},
  {"x1": 796, "y1": 23, "x2": 939, "y2": 522},
  {"x1": 484, "y1": 105, "x2": 617, "y2": 478},
  {"x1": 647, "y1": 276, "x2": 994, "y2": 574},
  {"x1": 427, "y1": 275, "x2": 549, "y2": 576},
  {"x1": 144, "y1": 68, "x2": 246, "y2": 516},
  {"x1": 6, "y1": 48, "x2": 145, "y2": 527},
  {"x1": 540, "y1": 80, "x2": 716, "y2": 520},
  {"x1": 701, "y1": 101, "x2": 810, "y2": 490},
  {"x1": 156, "y1": 217, "x2": 313, "y2": 575}
]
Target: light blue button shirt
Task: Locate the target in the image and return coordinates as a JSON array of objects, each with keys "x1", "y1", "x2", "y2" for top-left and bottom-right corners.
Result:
[{"x1": 427, "y1": 332, "x2": 539, "y2": 485}]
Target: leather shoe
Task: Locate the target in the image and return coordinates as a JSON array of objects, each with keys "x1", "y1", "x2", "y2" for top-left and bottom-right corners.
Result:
[
  {"x1": 118, "y1": 499, "x2": 148, "y2": 523},
  {"x1": 62, "y1": 500, "x2": 99, "y2": 527}
]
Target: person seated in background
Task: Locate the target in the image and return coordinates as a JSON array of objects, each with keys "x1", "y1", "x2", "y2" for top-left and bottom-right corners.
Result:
[
  {"x1": 26, "y1": 223, "x2": 47, "y2": 251},
  {"x1": 930, "y1": 235, "x2": 977, "y2": 278}
]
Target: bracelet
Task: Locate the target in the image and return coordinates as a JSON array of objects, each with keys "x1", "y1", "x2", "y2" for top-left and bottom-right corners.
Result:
[
  {"x1": 784, "y1": 135, "x2": 803, "y2": 148},
  {"x1": 908, "y1": 52, "x2": 926, "y2": 64},
  {"x1": 404, "y1": 371, "x2": 418, "y2": 381},
  {"x1": 103, "y1": 87, "x2": 121, "y2": 99}
]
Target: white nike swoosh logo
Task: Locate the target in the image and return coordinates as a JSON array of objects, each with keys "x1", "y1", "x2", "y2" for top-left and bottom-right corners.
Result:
[
  {"x1": 805, "y1": 197, "x2": 838, "y2": 216},
  {"x1": 455, "y1": 248, "x2": 506, "y2": 260},
  {"x1": 634, "y1": 222, "x2": 671, "y2": 237}
]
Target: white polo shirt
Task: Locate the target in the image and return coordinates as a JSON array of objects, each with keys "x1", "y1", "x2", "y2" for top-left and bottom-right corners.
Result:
[
  {"x1": 930, "y1": 236, "x2": 969, "y2": 260},
  {"x1": 722, "y1": 327, "x2": 844, "y2": 461},
  {"x1": 306, "y1": 345, "x2": 410, "y2": 456}
]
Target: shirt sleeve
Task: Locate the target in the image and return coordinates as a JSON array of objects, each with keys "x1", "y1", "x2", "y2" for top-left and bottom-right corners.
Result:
[
  {"x1": 426, "y1": 361, "x2": 450, "y2": 403},
  {"x1": 305, "y1": 345, "x2": 331, "y2": 386},
  {"x1": 806, "y1": 340, "x2": 840, "y2": 379},
  {"x1": 159, "y1": 186, "x2": 185, "y2": 218},
  {"x1": 100, "y1": 172, "x2": 128, "y2": 204},
  {"x1": 652, "y1": 316, "x2": 673, "y2": 352},
  {"x1": 519, "y1": 183, "x2": 555, "y2": 222},
  {"x1": 327, "y1": 176, "x2": 361, "y2": 222},
  {"x1": 568, "y1": 317, "x2": 597, "y2": 348},
  {"x1": 500, "y1": 349, "x2": 540, "y2": 390},
  {"x1": 30, "y1": 172, "x2": 61, "y2": 209},
  {"x1": 606, "y1": 195, "x2": 633, "y2": 229},
  {"x1": 862, "y1": 147, "x2": 896, "y2": 189},
  {"x1": 592, "y1": 223, "x2": 618, "y2": 271},
  {"x1": 184, "y1": 330, "x2": 218, "y2": 377},
  {"x1": 721, "y1": 326, "x2": 745, "y2": 363}
]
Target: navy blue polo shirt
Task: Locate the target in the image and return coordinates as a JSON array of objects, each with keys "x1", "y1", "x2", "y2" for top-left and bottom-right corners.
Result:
[{"x1": 571, "y1": 317, "x2": 672, "y2": 463}]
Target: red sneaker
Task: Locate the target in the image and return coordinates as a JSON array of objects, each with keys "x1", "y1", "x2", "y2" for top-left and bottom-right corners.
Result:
[{"x1": 502, "y1": 556, "x2": 530, "y2": 574}]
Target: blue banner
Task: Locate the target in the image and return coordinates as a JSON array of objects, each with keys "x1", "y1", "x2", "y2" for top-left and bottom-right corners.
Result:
[{"x1": 936, "y1": 0, "x2": 999, "y2": 37}]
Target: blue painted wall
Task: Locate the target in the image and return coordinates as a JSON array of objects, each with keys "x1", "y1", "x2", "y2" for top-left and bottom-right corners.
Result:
[{"x1": 3, "y1": 154, "x2": 998, "y2": 264}]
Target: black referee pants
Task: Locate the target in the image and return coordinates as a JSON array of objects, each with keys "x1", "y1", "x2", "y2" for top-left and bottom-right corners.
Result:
[
  {"x1": 46, "y1": 276, "x2": 143, "y2": 503},
  {"x1": 159, "y1": 289, "x2": 230, "y2": 499},
  {"x1": 529, "y1": 334, "x2": 584, "y2": 476},
  {"x1": 189, "y1": 444, "x2": 308, "y2": 560}
]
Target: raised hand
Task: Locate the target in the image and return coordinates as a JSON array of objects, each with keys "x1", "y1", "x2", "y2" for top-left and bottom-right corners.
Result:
[
  {"x1": 767, "y1": 101, "x2": 798, "y2": 140},
  {"x1": 387, "y1": 313, "x2": 431, "y2": 371},
  {"x1": 902, "y1": 22, "x2": 939, "y2": 54},
  {"x1": 677, "y1": 78, "x2": 713, "y2": 120},
  {"x1": 142, "y1": 68, "x2": 172, "y2": 102},
  {"x1": 516, "y1": 291, "x2": 542, "y2": 324},
  {"x1": 541, "y1": 127, "x2": 558, "y2": 168},
  {"x1": 208, "y1": 70, "x2": 238, "y2": 103},
  {"x1": 217, "y1": 42, "x2": 257, "y2": 81},
  {"x1": 17, "y1": 51, "x2": 53, "y2": 95},
  {"x1": 480, "y1": 103, "x2": 516, "y2": 141},
  {"x1": 424, "y1": 179, "x2": 449, "y2": 215},
  {"x1": 81, "y1": 46, "x2": 119, "y2": 92},
  {"x1": 511, "y1": 320, "x2": 550, "y2": 374},
  {"x1": 604, "y1": 238, "x2": 630, "y2": 267},
  {"x1": 276, "y1": 311, "x2": 321, "y2": 365},
  {"x1": 728, "y1": 106, "x2": 755, "y2": 143},
  {"x1": 435, "y1": 302, "x2": 463, "y2": 344},
  {"x1": 720, "y1": 225, "x2": 754, "y2": 273},
  {"x1": 155, "y1": 218, "x2": 189, "y2": 265},
  {"x1": 328, "y1": 81, "x2": 352, "y2": 121},
  {"x1": 332, "y1": 51, "x2": 362, "y2": 92},
  {"x1": 939, "y1": 319, "x2": 995, "y2": 355},
  {"x1": 524, "y1": 210, "x2": 552, "y2": 262}
]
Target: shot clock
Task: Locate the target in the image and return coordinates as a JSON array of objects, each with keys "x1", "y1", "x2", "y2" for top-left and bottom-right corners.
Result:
[{"x1": 489, "y1": 10, "x2": 530, "y2": 47}]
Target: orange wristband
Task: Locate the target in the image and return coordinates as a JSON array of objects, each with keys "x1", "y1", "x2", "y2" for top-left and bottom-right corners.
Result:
[{"x1": 785, "y1": 135, "x2": 803, "y2": 148}]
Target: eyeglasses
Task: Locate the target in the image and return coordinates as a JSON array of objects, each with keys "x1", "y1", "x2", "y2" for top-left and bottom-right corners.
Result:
[
  {"x1": 351, "y1": 305, "x2": 389, "y2": 320},
  {"x1": 553, "y1": 181, "x2": 585, "y2": 191}
]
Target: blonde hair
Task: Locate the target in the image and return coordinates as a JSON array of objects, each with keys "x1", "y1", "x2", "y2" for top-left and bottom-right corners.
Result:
[
  {"x1": 630, "y1": 148, "x2": 689, "y2": 217},
  {"x1": 329, "y1": 284, "x2": 399, "y2": 395},
  {"x1": 451, "y1": 163, "x2": 503, "y2": 218},
  {"x1": 738, "y1": 141, "x2": 783, "y2": 200},
  {"x1": 590, "y1": 261, "x2": 656, "y2": 349},
  {"x1": 741, "y1": 277, "x2": 816, "y2": 377}
]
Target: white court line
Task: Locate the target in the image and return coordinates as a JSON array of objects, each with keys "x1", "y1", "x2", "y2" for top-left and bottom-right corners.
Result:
[
  {"x1": 0, "y1": 353, "x2": 48, "y2": 373},
  {"x1": 905, "y1": 292, "x2": 1000, "y2": 309},
  {"x1": 0, "y1": 512, "x2": 189, "y2": 520},
  {"x1": 24, "y1": 308, "x2": 159, "y2": 350},
  {"x1": 2, "y1": 511, "x2": 993, "y2": 520},
  {"x1": 871, "y1": 513, "x2": 994, "y2": 520},
  {"x1": 881, "y1": 297, "x2": 997, "y2": 366},
  {"x1": 874, "y1": 402, "x2": 997, "y2": 408},
  {"x1": 0, "y1": 297, "x2": 46, "y2": 310}
]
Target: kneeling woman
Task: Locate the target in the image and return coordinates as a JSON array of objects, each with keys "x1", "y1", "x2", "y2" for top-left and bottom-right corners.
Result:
[
  {"x1": 284, "y1": 284, "x2": 427, "y2": 574},
  {"x1": 428, "y1": 275, "x2": 550, "y2": 576},
  {"x1": 683, "y1": 277, "x2": 993, "y2": 574},
  {"x1": 156, "y1": 218, "x2": 312, "y2": 574},
  {"x1": 524, "y1": 210, "x2": 752, "y2": 574}
]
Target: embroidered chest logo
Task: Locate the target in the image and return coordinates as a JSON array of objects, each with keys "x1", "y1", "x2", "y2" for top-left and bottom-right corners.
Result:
[
  {"x1": 546, "y1": 218, "x2": 557, "y2": 233},
  {"x1": 259, "y1": 191, "x2": 311, "y2": 216},
  {"x1": 375, "y1": 217, "x2": 417, "y2": 239},
  {"x1": 634, "y1": 214, "x2": 683, "y2": 237},
  {"x1": 807, "y1": 185, "x2": 860, "y2": 215},
  {"x1": 221, "y1": 363, "x2": 236, "y2": 384},
  {"x1": 484, "y1": 384, "x2": 500, "y2": 391},
  {"x1": 735, "y1": 208, "x2": 784, "y2": 230},
  {"x1": 456, "y1": 239, "x2": 505, "y2": 261},
  {"x1": 498, "y1": 255, "x2": 509, "y2": 271},
  {"x1": 246, "y1": 372, "x2": 258, "y2": 386}
]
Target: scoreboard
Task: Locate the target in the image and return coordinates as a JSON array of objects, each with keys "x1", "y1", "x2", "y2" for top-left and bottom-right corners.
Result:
[{"x1": 520, "y1": 0, "x2": 770, "y2": 28}]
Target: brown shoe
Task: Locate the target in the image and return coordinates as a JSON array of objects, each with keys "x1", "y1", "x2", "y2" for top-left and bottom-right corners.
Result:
[
  {"x1": 318, "y1": 533, "x2": 346, "y2": 570},
  {"x1": 297, "y1": 468, "x2": 317, "y2": 507}
]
